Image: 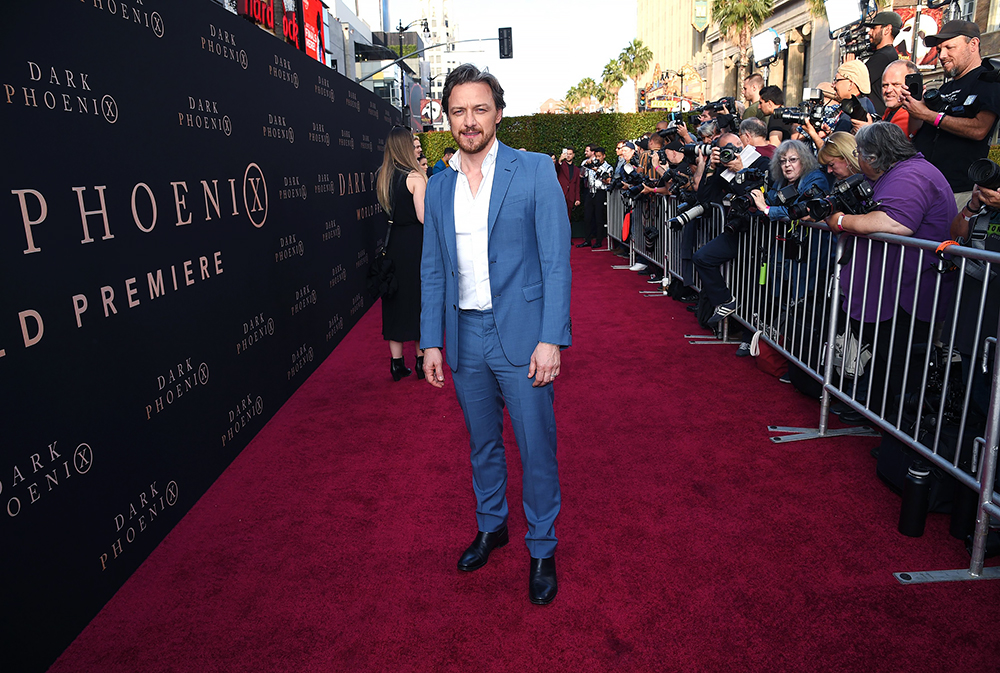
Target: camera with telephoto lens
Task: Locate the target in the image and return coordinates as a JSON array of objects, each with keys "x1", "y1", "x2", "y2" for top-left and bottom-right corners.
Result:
[
  {"x1": 681, "y1": 142, "x2": 714, "y2": 161},
  {"x1": 921, "y1": 89, "x2": 981, "y2": 118},
  {"x1": 969, "y1": 158, "x2": 1000, "y2": 191},
  {"x1": 694, "y1": 96, "x2": 736, "y2": 115},
  {"x1": 668, "y1": 201, "x2": 706, "y2": 230},
  {"x1": 777, "y1": 101, "x2": 825, "y2": 126},
  {"x1": 797, "y1": 174, "x2": 882, "y2": 221}
]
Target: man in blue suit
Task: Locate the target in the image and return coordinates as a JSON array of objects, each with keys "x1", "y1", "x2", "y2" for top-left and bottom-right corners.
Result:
[{"x1": 420, "y1": 64, "x2": 572, "y2": 605}]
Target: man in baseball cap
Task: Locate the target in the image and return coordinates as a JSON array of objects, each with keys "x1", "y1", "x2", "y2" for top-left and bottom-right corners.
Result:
[
  {"x1": 831, "y1": 60, "x2": 877, "y2": 133},
  {"x1": 862, "y1": 11, "x2": 902, "y2": 115},
  {"x1": 901, "y1": 18, "x2": 1000, "y2": 213}
]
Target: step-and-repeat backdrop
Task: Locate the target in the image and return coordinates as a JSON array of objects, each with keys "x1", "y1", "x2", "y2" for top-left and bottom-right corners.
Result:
[{"x1": 1, "y1": 3, "x2": 399, "y2": 670}]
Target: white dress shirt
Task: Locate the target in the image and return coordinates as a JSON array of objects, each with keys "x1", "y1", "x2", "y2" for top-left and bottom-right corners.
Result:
[{"x1": 449, "y1": 139, "x2": 499, "y2": 310}]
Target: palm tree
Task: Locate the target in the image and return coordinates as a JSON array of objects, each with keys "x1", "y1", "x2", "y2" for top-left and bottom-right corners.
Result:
[
  {"x1": 563, "y1": 85, "x2": 583, "y2": 113},
  {"x1": 595, "y1": 84, "x2": 615, "y2": 111},
  {"x1": 619, "y1": 39, "x2": 653, "y2": 108},
  {"x1": 710, "y1": 0, "x2": 773, "y2": 95},
  {"x1": 576, "y1": 77, "x2": 598, "y2": 111},
  {"x1": 806, "y1": 0, "x2": 880, "y2": 18},
  {"x1": 601, "y1": 59, "x2": 625, "y2": 110}
]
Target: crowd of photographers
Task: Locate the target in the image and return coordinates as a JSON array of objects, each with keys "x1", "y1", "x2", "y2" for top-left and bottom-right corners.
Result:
[{"x1": 588, "y1": 15, "x2": 1000, "y2": 437}]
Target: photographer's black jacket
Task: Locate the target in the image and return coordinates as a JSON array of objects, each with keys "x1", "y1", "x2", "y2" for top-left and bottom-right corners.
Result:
[{"x1": 696, "y1": 155, "x2": 771, "y2": 205}]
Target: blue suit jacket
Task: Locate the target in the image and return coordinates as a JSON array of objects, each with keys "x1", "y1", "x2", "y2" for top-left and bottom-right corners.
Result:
[{"x1": 420, "y1": 142, "x2": 572, "y2": 370}]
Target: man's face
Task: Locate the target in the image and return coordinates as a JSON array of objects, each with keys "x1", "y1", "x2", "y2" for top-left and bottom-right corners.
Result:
[
  {"x1": 742, "y1": 80, "x2": 759, "y2": 102},
  {"x1": 595, "y1": 151, "x2": 606, "y2": 163},
  {"x1": 759, "y1": 98, "x2": 777, "y2": 115},
  {"x1": 444, "y1": 151, "x2": 455, "y2": 162},
  {"x1": 413, "y1": 136, "x2": 422, "y2": 158},
  {"x1": 615, "y1": 143, "x2": 623, "y2": 158},
  {"x1": 833, "y1": 73, "x2": 856, "y2": 102},
  {"x1": 621, "y1": 146, "x2": 635, "y2": 162},
  {"x1": 564, "y1": 148, "x2": 575, "y2": 162},
  {"x1": 665, "y1": 148, "x2": 682, "y2": 165},
  {"x1": 447, "y1": 82, "x2": 502, "y2": 156},
  {"x1": 882, "y1": 64, "x2": 907, "y2": 108},
  {"x1": 584, "y1": 146, "x2": 594, "y2": 159},
  {"x1": 868, "y1": 24, "x2": 889, "y2": 48},
  {"x1": 938, "y1": 36, "x2": 979, "y2": 79}
]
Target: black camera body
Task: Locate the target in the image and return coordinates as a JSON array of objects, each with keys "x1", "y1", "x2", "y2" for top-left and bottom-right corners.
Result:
[
  {"x1": 718, "y1": 143, "x2": 740, "y2": 165},
  {"x1": 796, "y1": 174, "x2": 881, "y2": 221},
  {"x1": 694, "y1": 96, "x2": 736, "y2": 115},
  {"x1": 922, "y1": 89, "x2": 982, "y2": 118},
  {"x1": 724, "y1": 168, "x2": 770, "y2": 226},
  {"x1": 839, "y1": 95, "x2": 870, "y2": 122}
]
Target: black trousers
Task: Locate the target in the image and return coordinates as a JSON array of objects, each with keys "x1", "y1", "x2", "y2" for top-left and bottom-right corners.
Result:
[
  {"x1": 583, "y1": 190, "x2": 607, "y2": 244},
  {"x1": 851, "y1": 310, "x2": 931, "y2": 418}
]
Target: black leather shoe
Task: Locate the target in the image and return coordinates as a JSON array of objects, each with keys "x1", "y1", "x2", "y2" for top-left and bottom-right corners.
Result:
[
  {"x1": 390, "y1": 358, "x2": 411, "y2": 382},
  {"x1": 529, "y1": 556, "x2": 557, "y2": 605},
  {"x1": 575, "y1": 241, "x2": 592, "y2": 248},
  {"x1": 457, "y1": 526, "x2": 508, "y2": 572},
  {"x1": 415, "y1": 356, "x2": 425, "y2": 380},
  {"x1": 839, "y1": 410, "x2": 867, "y2": 425}
]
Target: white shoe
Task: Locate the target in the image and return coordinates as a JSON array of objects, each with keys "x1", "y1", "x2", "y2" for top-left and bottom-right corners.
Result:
[{"x1": 629, "y1": 263, "x2": 648, "y2": 271}]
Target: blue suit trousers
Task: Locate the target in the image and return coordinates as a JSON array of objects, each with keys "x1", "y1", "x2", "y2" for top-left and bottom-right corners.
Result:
[{"x1": 451, "y1": 309, "x2": 560, "y2": 559}]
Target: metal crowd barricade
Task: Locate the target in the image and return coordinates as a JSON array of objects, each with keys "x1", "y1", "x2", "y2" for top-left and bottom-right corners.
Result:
[{"x1": 604, "y1": 184, "x2": 1000, "y2": 583}]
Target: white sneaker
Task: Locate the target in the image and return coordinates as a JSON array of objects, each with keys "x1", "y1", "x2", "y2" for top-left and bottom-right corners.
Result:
[{"x1": 629, "y1": 263, "x2": 648, "y2": 272}]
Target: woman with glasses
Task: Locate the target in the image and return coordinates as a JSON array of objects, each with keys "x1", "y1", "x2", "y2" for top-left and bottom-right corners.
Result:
[
  {"x1": 376, "y1": 126, "x2": 428, "y2": 381},
  {"x1": 750, "y1": 139, "x2": 831, "y2": 221}
]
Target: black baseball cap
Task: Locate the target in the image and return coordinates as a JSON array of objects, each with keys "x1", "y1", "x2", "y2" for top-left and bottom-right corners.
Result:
[
  {"x1": 924, "y1": 20, "x2": 981, "y2": 47},
  {"x1": 862, "y1": 11, "x2": 902, "y2": 30}
]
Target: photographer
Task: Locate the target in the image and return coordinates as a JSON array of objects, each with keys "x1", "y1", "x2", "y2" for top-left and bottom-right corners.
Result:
[
  {"x1": 862, "y1": 11, "x2": 902, "y2": 116},
  {"x1": 880, "y1": 60, "x2": 920, "y2": 138},
  {"x1": 902, "y1": 20, "x2": 1000, "y2": 204},
  {"x1": 830, "y1": 61, "x2": 877, "y2": 134},
  {"x1": 578, "y1": 147, "x2": 613, "y2": 248},
  {"x1": 816, "y1": 132, "x2": 862, "y2": 181},
  {"x1": 825, "y1": 122, "x2": 956, "y2": 416},
  {"x1": 758, "y1": 86, "x2": 792, "y2": 146},
  {"x1": 749, "y1": 140, "x2": 830, "y2": 222},
  {"x1": 691, "y1": 130, "x2": 772, "y2": 329},
  {"x1": 742, "y1": 74, "x2": 767, "y2": 122}
]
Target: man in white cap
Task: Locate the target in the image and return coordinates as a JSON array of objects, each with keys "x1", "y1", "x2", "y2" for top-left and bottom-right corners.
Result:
[{"x1": 901, "y1": 20, "x2": 1000, "y2": 206}]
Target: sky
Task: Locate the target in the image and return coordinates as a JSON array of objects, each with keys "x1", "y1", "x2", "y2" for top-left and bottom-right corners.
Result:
[{"x1": 383, "y1": 0, "x2": 638, "y2": 116}]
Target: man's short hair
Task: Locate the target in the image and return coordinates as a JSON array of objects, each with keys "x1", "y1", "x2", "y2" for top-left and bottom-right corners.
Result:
[
  {"x1": 593, "y1": 146, "x2": 606, "y2": 154},
  {"x1": 883, "y1": 59, "x2": 919, "y2": 78},
  {"x1": 759, "y1": 85, "x2": 784, "y2": 105},
  {"x1": 441, "y1": 64, "x2": 506, "y2": 116},
  {"x1": 743, "y1": 73, "x2": 764, "y2": 87},
  {"x1": 739, "y1": 117, "x2": 768, "y2": 139},
  {"x1": 443, "y1": 147, "x2": 456, "y2": 156},
  {"x1": 647, "y1": 134, "x2": 665, "y2": 149}
]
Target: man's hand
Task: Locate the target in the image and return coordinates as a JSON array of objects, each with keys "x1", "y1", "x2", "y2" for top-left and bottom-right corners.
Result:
[
  {"x1": 899, "y1": 90, "x2": 933, "y2": 123},
  {"x1": 724, "y1": 155, "x2": 744, "y2": 172},
  {"x1": 709, "y1": 147, "x2": 721, "y2": 168},
  {"x1": 574, "y1": 200, "x2": 580, "y2": 206},
  {"x1": 976, "y1": 184, "x2": 1000, "y2": 210},
  {"x1": 528, "y1": 342, "x2": 561, "y2": 387},
  {"x1": 422, "y1": 347, "x2": 446, "y2": 388}
]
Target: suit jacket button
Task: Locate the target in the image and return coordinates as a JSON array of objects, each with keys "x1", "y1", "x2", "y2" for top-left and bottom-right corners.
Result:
[
  {"x1": 451, "y1": 271, "x2": 455, "y2": 276},
  {"x1": 452, "y1": 305, "x2": 457, "y2": 310}
]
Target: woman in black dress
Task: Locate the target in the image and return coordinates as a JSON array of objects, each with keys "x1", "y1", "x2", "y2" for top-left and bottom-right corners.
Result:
[{"x1": 376, "y1": 127, "x2": 428, "y2": 381}]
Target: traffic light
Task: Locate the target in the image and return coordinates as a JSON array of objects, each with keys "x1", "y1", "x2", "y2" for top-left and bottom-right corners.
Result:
[
  {"x1": 499, "y1": 27, "x2": 513, "y2": 59},
  {"x1": 638, "y1": 88, "x2": 646, "y2": 109}
]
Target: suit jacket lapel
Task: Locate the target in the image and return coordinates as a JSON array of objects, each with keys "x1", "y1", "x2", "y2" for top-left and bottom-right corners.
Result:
[
  {"x1": 441, "y1": 169, "x2": 458, "y2": 270},
  {"x1": 488, "y1": 143, "x2": 516, "y2": 239}
]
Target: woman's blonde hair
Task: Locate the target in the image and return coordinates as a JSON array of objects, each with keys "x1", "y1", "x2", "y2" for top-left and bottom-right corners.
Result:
[
  {"x1": 817, "y1": 132, "x2": 861, "y2": 176},
  {"x1": 377, "y1": 126, "x2": 426, "y2": 214}
]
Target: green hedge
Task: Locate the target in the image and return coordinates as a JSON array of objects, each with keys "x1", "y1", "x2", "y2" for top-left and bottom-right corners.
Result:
[{"x1": 416, "y1": 111, "x2": 694, "y2": 165}]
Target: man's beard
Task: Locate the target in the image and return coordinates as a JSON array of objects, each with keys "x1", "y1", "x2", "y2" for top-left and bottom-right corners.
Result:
[{"x1": 454, "y1": 124, "x2": 495, "y2": 155}]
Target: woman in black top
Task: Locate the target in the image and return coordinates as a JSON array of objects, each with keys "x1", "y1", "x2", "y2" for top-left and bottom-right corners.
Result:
[{"x1": 376, "y1": 127, "x2": 428, "y2": 381}]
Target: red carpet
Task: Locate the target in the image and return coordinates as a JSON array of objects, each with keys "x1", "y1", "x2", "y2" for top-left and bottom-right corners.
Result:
[{"x1": 50, "y1": 244, "x2": 999, "y2": 672}]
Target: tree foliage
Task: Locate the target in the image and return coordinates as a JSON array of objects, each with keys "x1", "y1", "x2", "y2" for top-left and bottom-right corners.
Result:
[{"x1": 710, "y1": 0, "x2": 773, "y2": 94}]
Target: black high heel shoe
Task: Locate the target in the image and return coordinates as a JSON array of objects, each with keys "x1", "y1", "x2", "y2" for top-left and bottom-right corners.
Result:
[
  {"x1": 390, "y1": 357, "x2": 411, "y2": 381},
  {"x1": 415, "y1": 356, "x2": 425, "y2": 380}
]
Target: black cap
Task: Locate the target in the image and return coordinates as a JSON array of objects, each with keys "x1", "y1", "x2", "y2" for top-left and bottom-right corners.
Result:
[
  {"x1": 862, "y1": 11, "x2": 902, "y2": 30},
  {"x1": 924, "y1": 20, "x2": 981, "y2": 48},
  {"x1": 664, "y1": 139, "x2": 684, "y2": 152}
]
